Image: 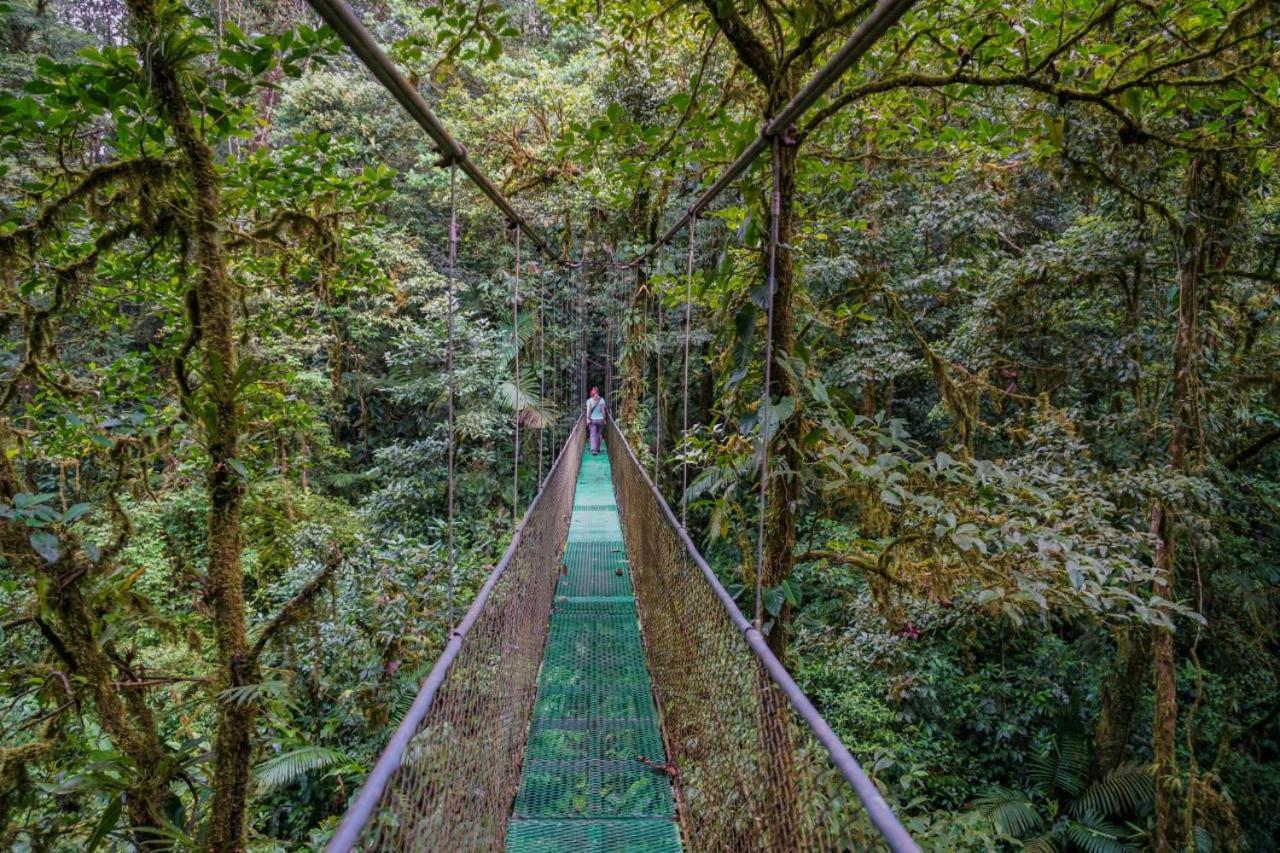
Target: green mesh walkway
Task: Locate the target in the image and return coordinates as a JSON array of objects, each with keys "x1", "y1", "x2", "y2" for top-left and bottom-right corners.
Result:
[{"x1": 506, "y1": 449, "x2": 682, "y2": 852}]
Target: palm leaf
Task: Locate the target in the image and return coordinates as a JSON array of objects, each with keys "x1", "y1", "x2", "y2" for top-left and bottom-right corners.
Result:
[
  {"x1": 496, "y1": 310, "x2": 538, "y2": 359},
  {"x1": 1063, "y1": 811, "x2": 1131, "y2": 853},
  {"x1": 1022, "y1": 833, "x2": 1062, "y2": 853},
  {"x1": 495, "y1": 377, "x2": 555, "y2": 429},
  {"x1": 975, "y1": 786, "x2": 1045, "y2": 838},
  {"x1": 1073, "y1": 765, "x2": 1154, "y2": 818},
  {"x1": 219, "y1": 679, "x2": 290, "y2": 707},
  {"x1": 1029, "y1": 736, "x2": 1089, "y2": 797},
  {"x1": 253, "y1": 746, "x2": 351, "y2": 793}
]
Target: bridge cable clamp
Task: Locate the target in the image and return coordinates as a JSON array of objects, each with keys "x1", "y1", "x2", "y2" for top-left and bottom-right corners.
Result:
[{"x1": 434, "y1": 142, "x2": 467, "y2": 168}]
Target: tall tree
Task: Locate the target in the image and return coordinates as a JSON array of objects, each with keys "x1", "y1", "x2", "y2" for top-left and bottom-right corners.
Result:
[
  {"x1": 1149, "y1": 150, "x2": 1241, "y2": 851},
  {"x1": 122, "y1": 1, "x2": 255, "y2": 847}
]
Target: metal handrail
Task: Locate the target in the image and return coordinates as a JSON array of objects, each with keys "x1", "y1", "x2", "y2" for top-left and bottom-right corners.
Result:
[
  {"x1": 325, "y1": 417, "x2": 584, "y2": 852},
  {"x1": 607, "y1": 414, "x2": 921, "y2": 852}
]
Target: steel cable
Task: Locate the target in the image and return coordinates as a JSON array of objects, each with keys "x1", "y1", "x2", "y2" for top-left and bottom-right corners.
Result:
[{"x1": 446, "y1": 161, "x2": 458, "y2": 629}]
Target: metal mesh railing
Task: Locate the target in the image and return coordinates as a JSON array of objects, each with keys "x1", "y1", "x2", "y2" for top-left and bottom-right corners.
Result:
[
  {"x1": 327, "y1": 419, "x2": 584, "y2": 852},
  {"x1": 606, "y1": 421, "x2": 918, "y2": 852}
]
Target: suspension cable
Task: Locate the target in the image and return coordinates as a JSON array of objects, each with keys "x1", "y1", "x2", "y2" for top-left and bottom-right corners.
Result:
[
  {"x1": 604, "y1": 256, "x2": 614, "y2": 409},
  {"x1": 446, "y1": 161, "x2": 458, "y2": 629},
  {"x1": 512, "y1": 225, "x2": 522, "y2": 525},
  {"x1": 653, "y1": 269, "x2": 662, "y2": 483},
  {"x1": 538, "y1": 267, "x2": 546, "y2": 487},
  {"x1": 549, "y1": 270, "x2": 558, "y2": 464},
  {"x1": 681, "y1": 217, "x2": 695, "y2": 529},
  {"x1": 611, "y1": 252, "x2": 624, "y2": 412},
  {"x1": 578, "y1": 257, "x2": 587, "y2": 403},
  {"x1": 753, "y1": 137, "x2": 782, "y2": 630}
]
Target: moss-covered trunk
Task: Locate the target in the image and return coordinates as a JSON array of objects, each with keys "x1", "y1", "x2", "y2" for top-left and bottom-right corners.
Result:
[
  {"x1": 1095, "y1": 629, "x2": 1149, "y2": 775},
  {"x1": 125, "y1": 2, "x2": 253, "y2": 849}
]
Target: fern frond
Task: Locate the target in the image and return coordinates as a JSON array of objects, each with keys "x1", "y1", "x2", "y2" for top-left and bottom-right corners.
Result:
[
  {"x1": 975, "y1": 786, "x2": 1045, "y2": 838},
  {"x1": 1074, "y1": 765, "x2": 1154, "y2": 818},
  {"x1": 219, "y1": 679, "x2": 290, "y2": 707},
  {"x1": 253, "y1": 746, "x2": 351, "y2": 792},
  {"x1": 1192, "y1": 825, "x2": 1213, "y2": 853}
]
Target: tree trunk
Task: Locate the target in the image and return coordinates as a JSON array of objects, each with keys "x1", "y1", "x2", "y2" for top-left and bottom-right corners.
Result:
[
  {"x1": 760, "y1": 102, "x2": 800, "y2": 663},
  {"x1": 48, "y1": 589, "x2": 172, "y2": 836},
  {"x1": 1152, "y1": 152, "x2": 1237, "y2": 852},
  {"x1": 0, "y1": 434, "x2": 170, "y2": 842},
  {"x1": 125, "y1": 3, "x2": 253, "y2": 849},
  {"x1": 1095, "y1": 629, "x2": 1150, "y2": 775},
  {"x1": 619, "y1": 269, "x2": 647, "y2": 428},
  {"x1": 1151, "y1": 501, "x2": 1180, "y2": 853}
]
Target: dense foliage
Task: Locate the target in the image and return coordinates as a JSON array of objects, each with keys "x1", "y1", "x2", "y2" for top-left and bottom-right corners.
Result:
[{"x1": 1, "y1": 0, "x2": 1277, "y2": 850}]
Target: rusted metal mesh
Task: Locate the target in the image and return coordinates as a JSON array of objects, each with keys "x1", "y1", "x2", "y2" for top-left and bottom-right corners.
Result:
[
  {"x1": 606, "y1": 426, "x2": 880, "y2": 851},
  {"x1": 355, "y1": 421, "x2": 584, "y2": 850}
]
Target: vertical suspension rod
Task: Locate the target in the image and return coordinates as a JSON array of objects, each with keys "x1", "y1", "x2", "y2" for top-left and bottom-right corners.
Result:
[
  {"x1": 653, "y1": 270, "x2": 662, "y2": 483},
  {"x1": 753, "y1": 138, "x2": 782, "y2": 629},
  {"x1": 538, "y1": 267, "x2": 546, "y2": 487},
  {"x1": 445, "y1": 162, "x2": 458, "y2": 628},
  {"x1": 681, "y1": 218, "x2": 696, "y2": 529},
  {"x1": 512, "y1": 226, "x2": 522, "y2": 523}
]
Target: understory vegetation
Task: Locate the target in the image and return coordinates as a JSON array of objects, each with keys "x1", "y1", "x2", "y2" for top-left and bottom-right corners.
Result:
[{"x1": 1, "y1": 0, "x2": 1277, "y2": 850}]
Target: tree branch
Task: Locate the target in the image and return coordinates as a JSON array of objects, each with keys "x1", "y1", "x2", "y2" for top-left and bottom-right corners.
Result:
[
  {"x1": 698, "y1": 0, "x2": 776, "y2": 85},
  {"x1": 797, "y1": 548, "x2": 914, "y2": 591},
  {"x1": 247, "y1": 543, "x2": 343, "y2": 666},
  {"x1": 779, "y1": 0, "x2": 875, "y2": 78},
  {"x1": 1226, "y1": 427, "x2": 1280, "y2": 470}
]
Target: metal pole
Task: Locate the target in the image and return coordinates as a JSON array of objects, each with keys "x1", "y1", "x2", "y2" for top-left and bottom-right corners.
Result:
[
  {"x1": 538, "y1": 268, "x2": 546, "y2": 487},
  {"x1": 653, "y1": 272, "x2": 662, "y2": 483},
  {"x1": 578, "y1": 261, "x2": 587, "y2": 402},
  {"x1": 445, "y1": 162, "x2": 458, "y2": 629},
  {"x1": 513, "y1": 227, "x2": 521, "y2": 523},
  {"x1": 753, "y1": 138, "x2": 781, "y2": 629},
  {"x1": 682, "y1": 219, "x2": 695, "y2": 529}
]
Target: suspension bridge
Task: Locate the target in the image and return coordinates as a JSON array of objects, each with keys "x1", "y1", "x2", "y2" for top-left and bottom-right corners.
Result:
[{"x1": 304, "y1": 0, "x2": 922, "y2": 848}]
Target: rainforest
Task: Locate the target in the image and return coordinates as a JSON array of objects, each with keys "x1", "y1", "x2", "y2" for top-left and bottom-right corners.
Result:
[{"x1": 1, "y1": 0, "x2": 1278, "y2": 850}]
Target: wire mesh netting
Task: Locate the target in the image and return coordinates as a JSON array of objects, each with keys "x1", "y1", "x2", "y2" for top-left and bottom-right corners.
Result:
[
  {"x1": 348, "y1": 421, "x2": 584, "y2": 850},
  {"x1": 507, "y1": 449, "x2": 682, "y2": 851},
  {"x1": 606, "y1": 425, "x2": 885, "y2": 851}
]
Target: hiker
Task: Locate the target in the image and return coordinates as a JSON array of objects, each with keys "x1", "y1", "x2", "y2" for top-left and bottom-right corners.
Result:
[{"x1": 585, "y1": 387, "x2": 607, "y2": 455}]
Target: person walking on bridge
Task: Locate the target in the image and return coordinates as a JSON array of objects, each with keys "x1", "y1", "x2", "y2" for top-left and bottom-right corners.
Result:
[{"x1": 585, "y1": 387, "x2": 607, "y2": 455}]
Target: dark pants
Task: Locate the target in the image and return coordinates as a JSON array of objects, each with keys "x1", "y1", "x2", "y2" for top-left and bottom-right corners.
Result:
[{"x1": 589, "y1": 421, "x2": 604, "y2": 453}]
